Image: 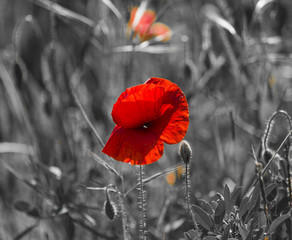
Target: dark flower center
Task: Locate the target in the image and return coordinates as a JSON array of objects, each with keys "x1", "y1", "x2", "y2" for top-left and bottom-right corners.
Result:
[{"x1": 142, "y1": 122, "x2": 150, "y2": 129}]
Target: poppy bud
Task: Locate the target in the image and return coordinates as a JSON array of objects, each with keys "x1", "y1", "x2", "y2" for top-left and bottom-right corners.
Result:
[
  {"x1": 104, "y1": 200, "x2": 116, "y2": 221},
  {"x1": 104, "y1": 186, "x2": 117, "y2": 221},
  {"x1": 263, "y1": 148, "x2": 273, "y2": 163},
  {"x1": 179, "y1": 140, "x2": 192, "y2": 164}
]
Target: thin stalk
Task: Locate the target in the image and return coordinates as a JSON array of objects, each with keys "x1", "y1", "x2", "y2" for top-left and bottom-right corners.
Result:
[
  {"x1": 262, "y1": 110, "x2": 292, "y2": 152},
  {"x1": 258, "y1": 172, "x2": 271, "y2": 227},
  {"x1": 137, "y1": 165, "x2": 146, "y2": 240},
  {"x1": 119, "y1": 173, "x2": 131, "y2": 240},
  {"x1": 185, "y1": 163, "x2": 190, "y2": 211},
  {"x1": 284, "y1": 141, "x2": 292, "y2": 208},
  {"x1": 252, "y1": 146, "x2": 271, "y2": 229},
  {"x1": 185, "y1": 163, "x2": 197, "y2": 229}
]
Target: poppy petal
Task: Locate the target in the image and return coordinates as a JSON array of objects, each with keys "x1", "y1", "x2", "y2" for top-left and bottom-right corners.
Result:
[
  {"x1": 149, "y1": 22, "x2": 172, "y2": 42},
  {"x1": 134, "y1": 9, "x2": 156, "y2": 36},
  {"x1": 128, "y1": 6, "x2": 156, "y2": 41},
  {"x1": 112, "y1": 83, "x2": 165, "y2": 129},
  {"x1": 102, "y1": 125, "x2": 164, "y2": 165},
  {"x1": 129, "y1": 7, "x2": 138, "y2": 26},
  {"x1": 127, "y1": 7, "x2": 138, "y2": 39},
  {"x1": 146, "y1": 77, "x2": 189, "y2": 144}
]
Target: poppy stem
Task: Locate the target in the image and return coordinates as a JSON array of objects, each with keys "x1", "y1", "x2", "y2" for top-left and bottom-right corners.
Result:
[
  {"x1": 137, "y1": 165, "x2": 146, "y2": 240},
  {"x1": 185, "y1": 163, "x2": 191, "y2": 211},
  {"x1": 120, "y1": 177, "x2": 131, "y2": 240},
  {"x1": 185, "y1": 163, "x2": 198, "y2": 229}
]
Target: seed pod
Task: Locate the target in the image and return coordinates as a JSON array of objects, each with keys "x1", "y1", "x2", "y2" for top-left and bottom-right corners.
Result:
[
  {"x1": 179, "y1": 140, "x2": 192, "y2": 164},
  {"x1": 104, "y1": 200, "x2": 116, "y2": 221},
  {"x1": 104, "y1": 186, "x2": 117, "y2": 221}
]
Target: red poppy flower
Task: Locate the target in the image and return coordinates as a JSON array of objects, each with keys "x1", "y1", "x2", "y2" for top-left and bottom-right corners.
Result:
[
  {"x1": 102, "y1": 78, "x2": 189, "y2": 165},
  {"x1": 127, "y1": 7, "x2": 172, "y2": 43}
]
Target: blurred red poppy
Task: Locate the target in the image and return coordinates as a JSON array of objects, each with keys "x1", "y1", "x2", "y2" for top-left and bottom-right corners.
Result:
[
  {"x1": 102, "y1": 78, "x2": 189, "y2": 165},
  {"x1": 127, "y1": 7, "x2": 172, "y2": 43}
]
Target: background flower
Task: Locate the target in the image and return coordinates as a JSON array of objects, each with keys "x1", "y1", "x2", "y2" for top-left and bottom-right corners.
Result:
[{"x1": 127, "y1": 6, "x2": 172, "y2": 42}]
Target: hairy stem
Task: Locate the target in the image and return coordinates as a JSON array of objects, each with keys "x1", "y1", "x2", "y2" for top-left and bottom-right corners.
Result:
[
  {"x1": 119, "y1": 176, "x2": 131, "y2": 240},
  {"x1": 138, "y1": 165, "x2": 146, "y2": 240},
  {"x1": 262, "y1": 110, "x2": 292, "y2": 152},
  {"x1": 185, "y1": 163, "x2": 190, "y2": 211},
  {"x1": 185, "y1": 163, "x2": 197, "y2": 229}
]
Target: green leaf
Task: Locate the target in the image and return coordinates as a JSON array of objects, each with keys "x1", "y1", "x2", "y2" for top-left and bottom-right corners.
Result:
[
  {"x1": 265, "y1": 183, "x2": 277, "y2": 201},
  {"x1": 239, "y1": 196, "x2": 249, "y2": 220},
  {"x1": 222, "y1": 224, "x2": 230, "y2": 240},
  {"x1": 198, "y1": 199, "x2": 214, "y2": 215},
  {"x1": 183, "y1": 232, "x2": 192, "y2": 240},
  {"x1": 253, "y1": 228, "x2": 264, "y2": 240},
  {"x1": 269, "y1": 214, "x2": 290, "y2": 234},
  {"x1": 184, "y1": 229, "x2": 199, "y2": 240},
  {"x1": 191, "y1": 205, "x2": 214, "y2": 231},
  {"x1": 238, "y1": 224, "x2": 248, "y2": 239},
  {"x1": 245, "y1": 218, "x2": 256, "y2": 240},
  {"x1": 231, "y1": 186, "x2": 242, "y2": 207},
  {"x1": 248, "y1": 184, "x2": 261, "y2": 211},
  {"x1": 224, "y1": 184, "x2": 231, "y2": 213},
  {"x1": 214, "y1": 200, "x2": 226, "y2": 225}
]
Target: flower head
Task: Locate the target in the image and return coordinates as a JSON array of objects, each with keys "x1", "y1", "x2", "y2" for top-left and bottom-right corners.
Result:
[
  {"x1": 127, "y1": 7, "x2": 172, "y2": 43},
  {"x1": 102, "y1": 78, "x2": 189, "y2": 165},
  {"x1": 179, "y1": 140, "x2": 192, "y2": 164}
]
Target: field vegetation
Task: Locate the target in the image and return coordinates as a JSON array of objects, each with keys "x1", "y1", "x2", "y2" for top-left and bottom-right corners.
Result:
[{"x1": 0, "y1": 0, "x2": 291, "y2": 239}]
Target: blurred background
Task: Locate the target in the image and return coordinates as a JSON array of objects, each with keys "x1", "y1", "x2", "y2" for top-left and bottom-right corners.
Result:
[{"x1": 0, "y1": 0, "x2": 291, "y2": 239}]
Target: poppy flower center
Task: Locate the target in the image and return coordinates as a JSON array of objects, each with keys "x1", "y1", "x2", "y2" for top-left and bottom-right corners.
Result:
[{"x1": 142, "y1": 122, "x2": 150, "y2": 129}]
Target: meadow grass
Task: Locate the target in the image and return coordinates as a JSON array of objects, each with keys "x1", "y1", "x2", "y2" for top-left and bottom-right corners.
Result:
[{"x1": 0, "y1": 0, "x2": 291, "y2": 239}]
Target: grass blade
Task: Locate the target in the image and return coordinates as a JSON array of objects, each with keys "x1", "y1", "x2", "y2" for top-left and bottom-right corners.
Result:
[
  {"x1": 202, "y1": 4, "x2": 240, "y2": 41},
  {"x1": 28, "y1": 0, "x2": 95, "y2": 27},
  {"x1": 269, "y1": 214, "x2": 290, "y2": 234},
  {"x1": 0, "y1": 142, "x2": 34, "y2": 155},
  {"x1": 262, "y1": 130, "x2": 292, "y2": 176},
  {"x1": 70, "y1": 82, "x2": 105, "y2": 148},
  {"x1": 114, "y1": 44, "x2": 180, "y2": 54},
  {"x1": 88, "y1": 151, "x2": 120, "y2": 178},
  {"x1": 255, "y1": 0, "x2": 275, "y2": 14},
  {"x1": 101, "y1": 0, "x2": 125, "y2": 24}
]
